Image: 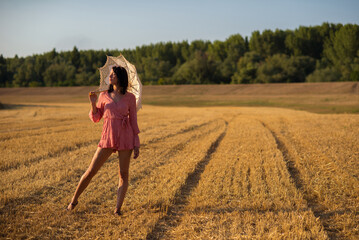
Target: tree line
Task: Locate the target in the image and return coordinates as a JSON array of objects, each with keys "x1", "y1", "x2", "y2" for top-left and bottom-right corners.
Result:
[{"x1": 0, "y1": 22, "x2": 358, "y2": 87}]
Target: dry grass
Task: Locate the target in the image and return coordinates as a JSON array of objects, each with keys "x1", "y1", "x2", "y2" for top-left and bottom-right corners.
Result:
[
  {"x1": 0, "y1": 84, "x2": 358, "y2": 239},
  {"x1": 1, "y1": 82, "x2": 358, "y2": 113}
]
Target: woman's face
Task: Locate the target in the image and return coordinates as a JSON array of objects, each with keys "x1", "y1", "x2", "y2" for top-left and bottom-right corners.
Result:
[{"x1": 109, "y1": 69, "x2": 118, "y2": 85}]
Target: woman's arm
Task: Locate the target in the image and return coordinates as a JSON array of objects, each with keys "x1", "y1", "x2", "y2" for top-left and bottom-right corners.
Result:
[
  {"x1": 129, "y1": 94, "x2": 140, "y2": 158},
  {"x1": 89, "y1": 92, "x2": 104, "y2": 122},
  {"x1": 91, "y1": 101, "x2": 97, "y2": 114}
]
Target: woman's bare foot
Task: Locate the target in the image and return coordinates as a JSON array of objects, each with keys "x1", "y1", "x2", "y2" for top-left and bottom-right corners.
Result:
[
  {"x1": 113, "y1": 208, "x2": 122, "y2": 216},
  {"x1": 67, "y1": 201, "x2": 78, "y2": 211}
]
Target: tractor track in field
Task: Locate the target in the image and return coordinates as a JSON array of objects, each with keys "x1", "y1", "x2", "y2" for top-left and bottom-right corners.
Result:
[
  {"x1": 145, "y1": 120, "x2": 228, "y2": 240},
  {"x1": 130, "y1": 120, "x2": 223, "y2": 188},
  {"x1": 1, "y1": 119, "x2": 228, "y2": 239},
  {"x1": 139, "y1": 118, "x2": 190, "y2": 134},
  {"x1": 0, "y1": 125, "x2": 91, "y2": 142},
  {"x1": 259, "y1": 121, "x2": 333, "y2": 239},
  {"x1": 0, "y1": 120, "x2": 214, "y2": 173},
  {"x1": 142, "y1": 119, "x2": 217, "y2": 146},
  {"x1": 0, "y1": 139, "x2": 100, "y2": 172},
  {"x1": 0, "y1": 120, "x2": 222, "y2": 218},
  {"x1": 86, "y1": 120, "x2": 226, "y2": 214}
]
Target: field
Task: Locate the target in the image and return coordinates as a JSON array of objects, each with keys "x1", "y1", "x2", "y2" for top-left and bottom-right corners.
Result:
[
  {"x1": 0, "y1": 82, "x2": 358, "y2": 239},
  {"x1": 1, "y1": 82, "x2": 358, "y2": 113}
]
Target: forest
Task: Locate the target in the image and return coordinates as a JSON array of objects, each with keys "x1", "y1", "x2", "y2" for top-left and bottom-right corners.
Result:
[{"x1": 0, "y1": 22, "x2": 358, "y2": 87}]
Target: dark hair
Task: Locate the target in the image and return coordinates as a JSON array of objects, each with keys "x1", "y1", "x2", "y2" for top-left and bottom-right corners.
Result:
[{"x1": 108, "y1": 66, "x2": 128, "y2": 94}]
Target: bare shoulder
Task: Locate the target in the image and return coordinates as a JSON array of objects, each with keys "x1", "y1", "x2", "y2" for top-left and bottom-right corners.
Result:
[
  {"x1": 99, "y1": 91, "x2": 106, "y2": 98},
  {"x1": 126, "y1": 92, "x2": 136, "y2": 100},
  {"x1": 101, "y1": 91, "x2": 109, "y2": 96},
  {"x1": 97, "y1": 91, "x2": 106, "y2": 100}
]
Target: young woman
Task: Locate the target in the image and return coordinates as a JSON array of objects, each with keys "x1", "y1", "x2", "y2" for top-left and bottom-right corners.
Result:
[{"x1": 67, "y1": 66, "x2": 140, "y2": 216}]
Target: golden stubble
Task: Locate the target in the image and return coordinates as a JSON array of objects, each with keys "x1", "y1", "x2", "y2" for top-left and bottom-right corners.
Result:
[{"x1": 0, "y1": 103, "x2": 358, "y2": 239}]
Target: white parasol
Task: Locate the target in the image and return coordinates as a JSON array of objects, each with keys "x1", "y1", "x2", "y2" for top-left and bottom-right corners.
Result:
[{"x1": 96, "y1": 55, "x2": 142, "y2": 112}]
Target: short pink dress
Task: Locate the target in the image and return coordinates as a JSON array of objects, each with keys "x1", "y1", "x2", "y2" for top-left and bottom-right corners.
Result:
[{"x1": 89, "y1": 91, "x2": 140, "y2": 152}]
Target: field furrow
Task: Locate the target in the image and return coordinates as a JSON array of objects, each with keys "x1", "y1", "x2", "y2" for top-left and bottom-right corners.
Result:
[
  {"x1": 1, "y1": 105, "x2": 228, "y2": 239},
  {"x1": 1, "y1": 103, "x2": 358, "y2": 239},
  {"x1": 161, "y1": 115, "x2": 328, "y2": 239},
  {"x1": 145, "y1": 121, "x2": 227, "y2": 239},
  {"x1": 0, "y1": 110, "x2": 220, "y2": 205},
  {"x1": 259, "y1": 112, "x2": 359, "y2": 239},
  {"x1": 129, "y1": 120, "x2": 223, "y2": 188},
  {"x1": 0, "y1": 122, "x2": 93, "y2": 142},
  {"x1": 0, "y1": 105, "x2": 213, "y2": 172},
  {"x1": 0, "y1": 129, "x2": 100, "y2": 171}
]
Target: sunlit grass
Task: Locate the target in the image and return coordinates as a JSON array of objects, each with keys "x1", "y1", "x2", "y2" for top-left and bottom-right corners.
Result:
[{"x1": 0, "y1": 82, "x2": 358, "y2": 239}]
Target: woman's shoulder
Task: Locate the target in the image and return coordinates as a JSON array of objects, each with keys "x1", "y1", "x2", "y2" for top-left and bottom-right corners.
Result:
[
  {"x1": 126, "y1": 91, "x2": 136, "y2": 100},
  {"x1": 97, "y1": 91, "x2": 109, "y2": 102},
  {"x1": 99, "y1": 91, "x2": 109, "y2": 98}
]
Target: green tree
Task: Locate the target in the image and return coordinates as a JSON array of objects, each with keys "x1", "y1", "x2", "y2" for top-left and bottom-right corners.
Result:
[
  {"x1": 75, "y1": 71, "x2": 97, "y2": 86},
  {"x1": 222, "y1": 34, "x2": 247, "y2": 82},
  {"x1": 141, "y1": 56, "x2": 172, "y2": 85},
  {"x1": 207, "y1": 40, "x2": 226, "y2": 62},
  {"x1": 13, "y1": 57, "x2": 39, "y2": 87},
  {"x1": 71, "y1": 46, "x2": 81, "y2": 70},
  {"x1": 286, "y1": 56, "x2": 316, "y2": 82},
  {"x1": 33, "y1": 55, "x2": 47, "y2": 86},
  {"x1": 256, "y1": 54, "x2": 315, "y2": 83},
  {"x1": 173, "y1": 51, "x2": 218, "y2": 84},
  {"x1": 249, "y1": 29, "x2": 288, "y2": 57},
  {"x1": 285, "y1": 23, "x2": 341, "y2": 59},
  {"x1": 189, "y1": 40, "x2": 210, "y2": 57},
  {"x1": 286, "y1": 26, "x2": 320, "y2": 58},
  {"x1": 45, "y1": 48, "x2": 58, "y2": 62},
  {"x1": 43, "y1": 62, "x2": 76, "y2": 86},
  {"x1": 256, "y1": 54, "x2": 289, "y2": 83},
  {"x1": 6, "y1": 55, "x2": 24, "y2": 87},
  {"x1": 2, "y1": 23, "x2": 358, "y2": 87},
  {"x1": 324, "y1": 24, "x2": 359, "y2": 81},
  {"x1": 0, "y1": 55, "x2": 7, "y2": 87},
  {"x1": 231, "y1": 51, "x2": 262, "y2": 84},
  {"x1": 306, "y1": 68, "x2": 342, "y2": 82},
  {"x1": 172, "y1": 41, "x2": 189, "y2": 64}
]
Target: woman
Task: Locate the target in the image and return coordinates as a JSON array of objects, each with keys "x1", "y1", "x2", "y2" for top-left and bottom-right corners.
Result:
[{"x1": 67, "y1": 66, "x2": 140, "y2": 216}]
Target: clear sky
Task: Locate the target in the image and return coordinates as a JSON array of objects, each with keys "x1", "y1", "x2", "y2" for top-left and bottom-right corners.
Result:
[{"x1": 0, "y1": 0, "x2": 358, "y2": 58}]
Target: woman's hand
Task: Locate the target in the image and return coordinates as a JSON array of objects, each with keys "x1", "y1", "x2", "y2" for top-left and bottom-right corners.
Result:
[
  {"x1": 89, "y1": 92, "x2": 97, "y2": 104},
  {"x1": 133, "y1": 146, "x2": 140, "y2": 159}
]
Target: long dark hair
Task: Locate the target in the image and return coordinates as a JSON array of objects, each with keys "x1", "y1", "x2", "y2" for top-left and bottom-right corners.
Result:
[{"x1": 108, "y1": 66, "x2": 128, "y2": 94}]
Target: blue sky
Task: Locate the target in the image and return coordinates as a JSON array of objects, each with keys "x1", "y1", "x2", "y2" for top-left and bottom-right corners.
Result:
[{"x1": 0, "y1": 0, "x2": 358, "y2": 58}]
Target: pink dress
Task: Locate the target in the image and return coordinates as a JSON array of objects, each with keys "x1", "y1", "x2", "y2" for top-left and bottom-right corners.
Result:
[{"x1": 89, "y1": 91, "x2": 140, "y2": 152}]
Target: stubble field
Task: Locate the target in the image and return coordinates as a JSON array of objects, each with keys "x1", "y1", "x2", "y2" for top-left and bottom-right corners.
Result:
[{"x1": 0, "y1": 83, "x2": 358, "y2": 239}]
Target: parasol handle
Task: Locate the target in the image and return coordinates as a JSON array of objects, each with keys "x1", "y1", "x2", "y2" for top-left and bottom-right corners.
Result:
[{"x1": 92, "y1": 89, "x2": 108, "y2": 94}]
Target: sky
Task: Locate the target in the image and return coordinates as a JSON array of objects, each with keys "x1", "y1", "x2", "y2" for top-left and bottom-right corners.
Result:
[{"x1": 0, "y1": 0, "x2": 358, "y2": 58}]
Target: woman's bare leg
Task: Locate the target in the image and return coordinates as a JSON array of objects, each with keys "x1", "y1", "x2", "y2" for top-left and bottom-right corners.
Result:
[
  {"x1": 67, "y1": 147, "x2": 113, "y2": 210},
  {"x1": 114, "y1": 149, "x2": 132, "y2": 215}
]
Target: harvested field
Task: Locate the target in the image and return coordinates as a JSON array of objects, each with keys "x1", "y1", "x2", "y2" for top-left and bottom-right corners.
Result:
[
  {"x1": 0, "y1": 82, "x2": 358, "y2": 113},
  {"x1": 0, "y1": 83, "x2": 358, "y2": 239}
]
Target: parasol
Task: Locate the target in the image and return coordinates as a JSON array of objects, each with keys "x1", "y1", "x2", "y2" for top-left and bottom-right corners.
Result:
[{"x1": 95, "y1": 55, "x2": 142, "y2": 112}]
